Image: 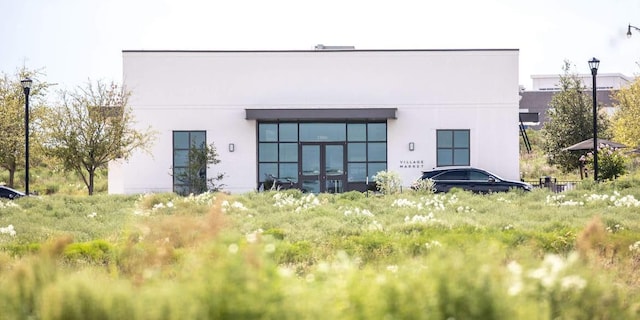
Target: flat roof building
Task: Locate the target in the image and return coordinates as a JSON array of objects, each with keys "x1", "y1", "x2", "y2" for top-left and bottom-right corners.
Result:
[
  {"x1": 109, "y1": 48, "x2": 521, "y2": 194},
  {"x1": 520, "y1": 73, "x2": 632, "y2": 129}
]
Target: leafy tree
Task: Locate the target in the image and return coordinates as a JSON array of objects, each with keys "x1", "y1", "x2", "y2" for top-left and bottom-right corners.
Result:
[
  {"x1": 611, "y1": 77, "x2": 640, "y2": 148},
  {"x1": 541, "y1": 61, "x2": 609, "y2": 173},
  {"x1": 171, "y1": 142, "x2": 226, "y2": 195},
  {"x1": 42, "y1": 80, "x2": 155, "y2": 195},
  {"x1": 0, "y1": 68, "x2": 51, "y2": 188}
]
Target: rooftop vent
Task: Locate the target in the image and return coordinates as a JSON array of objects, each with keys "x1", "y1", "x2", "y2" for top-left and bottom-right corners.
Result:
[{"x1": 314, "y1": 44, "x2": 355, "y2": 50}]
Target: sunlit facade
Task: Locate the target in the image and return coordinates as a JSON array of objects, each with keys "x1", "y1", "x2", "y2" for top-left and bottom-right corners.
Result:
[{"x1": 109, "y1": 49, "x2": 520, "y2": 194}]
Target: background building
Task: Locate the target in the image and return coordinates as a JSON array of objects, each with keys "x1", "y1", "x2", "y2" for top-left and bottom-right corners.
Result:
[{"x1": 519, "y1": 73, "x2": 632, "y2": 129}]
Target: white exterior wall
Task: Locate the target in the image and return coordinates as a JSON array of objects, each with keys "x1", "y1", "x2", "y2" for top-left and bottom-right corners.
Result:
[{"x1": 111, "y1": 49, "x2": 520, "y2": 194}]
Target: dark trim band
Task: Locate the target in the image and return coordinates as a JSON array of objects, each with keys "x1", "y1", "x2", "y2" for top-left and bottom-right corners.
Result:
[{"x1": 245, "y1": 108, "x2": 397, "y2": 120}]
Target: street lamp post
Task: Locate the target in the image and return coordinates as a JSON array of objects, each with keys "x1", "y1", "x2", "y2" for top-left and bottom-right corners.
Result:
[
  {"x1": 21, "y1": 78, "x2": 33, "y2": 195},
  {"x1": 588, "y1": 58, "x2": 599, "y2": 182},
  {"x1": 627, "y1": 24, "x2": 640, "y2": 38}
]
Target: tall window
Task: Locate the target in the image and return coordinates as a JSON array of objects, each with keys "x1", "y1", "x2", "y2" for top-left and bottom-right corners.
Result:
[
  {"x1": 347, "y1": 123, "x2": 387, "y2": 182},
  {"x1": 258, "y1": 123, "x2": 299, "y2": 184},
  {"x1": 173, "y1": 131, "x2": 206, "y2": 195},
  {"x1": 437, "y1": 130, "x2": 470, "y2": 166}
]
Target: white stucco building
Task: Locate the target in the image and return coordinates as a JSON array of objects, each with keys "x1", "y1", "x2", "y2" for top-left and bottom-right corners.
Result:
[{"x1": 109, "y1": 48, "x2": 521, "y2": 194}]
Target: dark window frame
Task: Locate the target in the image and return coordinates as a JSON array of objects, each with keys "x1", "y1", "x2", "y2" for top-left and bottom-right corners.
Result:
[
  {"x1": 172, "y1": 130, "x2": 207, "y2": 195},
  {"x1": 256, "y1": 121, "x2": 387, "y2": 186},
  {"x1": 436, "y1": 129, "x2": 470, "y2": 167}
]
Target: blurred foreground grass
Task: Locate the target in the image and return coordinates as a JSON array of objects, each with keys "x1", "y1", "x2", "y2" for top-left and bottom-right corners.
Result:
[{"x1": 1, "y1": 182, "x2": 640, "y2": 319}]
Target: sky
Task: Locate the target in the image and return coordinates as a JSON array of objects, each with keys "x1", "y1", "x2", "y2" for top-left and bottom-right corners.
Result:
[{"x1": 1, "y1": 0, "x2": 640, "y2": 92}]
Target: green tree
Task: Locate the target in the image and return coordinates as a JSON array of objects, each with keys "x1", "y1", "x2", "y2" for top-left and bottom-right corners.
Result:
[
  {"x1": 611, "y1": 77, "x2": 640, "y2": 148},
  {"x1": 172, "y1": 142, "x2": 226, "y2": 195},
  {"x1": 541, "y1": 61, "x2": 609, "y2": 173},
  {"x1": 42, "y1": 80, "x2": 155, "y2": 195},
  {"x1": 0, "y1": 68, "x2": 51, "y2": 188}
]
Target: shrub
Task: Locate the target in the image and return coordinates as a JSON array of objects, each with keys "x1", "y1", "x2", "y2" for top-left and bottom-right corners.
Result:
[
  {"x1": 584, "y1": 146, "x2": 628, "y2": 181},
  {"x1": 412, "y1": 178, "x2": 436, "y2": 194},
  {"x1": 63, "y1": 240, "x2": 113, "y2": 265},
  {"x1": 373, "y1": 170, "x2": 401, "y2": 195}
]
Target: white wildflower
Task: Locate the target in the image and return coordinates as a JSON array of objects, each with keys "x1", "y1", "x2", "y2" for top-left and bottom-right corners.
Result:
[
  {"x1": 613, "y1": 195, "x2": 640, "y2": 207},
  {"x1": 560, "y1": 275, "x2": 587, "y2": 291},
  {"x1": 0, "y1": 224, "x2": 16, "y2": 236},
  {"x1": 392, "y1": 198, "x2": 417, "y2": 208},
  {"x1": 424, "y1": 240, "x2": 442, "y2": 249},
  {"x1": 222, "y1": 200, "x2": 248, "y2": 212},
  {"x1": 368, "y1": 220, "x2": 384, "y2": 231},
  {"x1": 506, "y1": 261, "x2": 523, "y2": 296},
  {"x1": 246, "y1": 228, "x2": 264, "y2": 243},
  {"x1": 0, "y1": 201, "x2": 19, "y2": 209},
  {"x1": 404, "y1": 213, "x2": 436, "y2": 224},
  {"x1": 344, "y1": 207, "x2": 374, "y2": 217},
  {"x1": 507, "y1": 260, "x2": 522, "y2": 276},
  {"x1": 421, "y1": 195, "x2": 448, "y2": 211},
  {"x1": 305, "y1": 274, "x2": 315, "y2": 283},
  {"x1": 182, "y1": 192, "x2": 215, "y2": 205},
  {"x1": 456, "y1": 206, "x2": 475, "y2": 213},
  {"x1": 275, "y1": 193, "x2": 320, "y2": 211},
  {"x1": 278, "y1": 266, "x2": 294, "y2": 278},
  {"x1": 528, "y1": 255, "x2": 563, "y2": 288},
  {"x1": 559, "y1": 200, "x2": 583, "y2": 206},
  {"x1": 265, "y1": 243, "x2": 276, "y2": 253}
]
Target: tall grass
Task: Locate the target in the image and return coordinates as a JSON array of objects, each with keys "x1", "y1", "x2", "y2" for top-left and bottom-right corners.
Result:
[{"x1": 1, "y1": 185, "x2": 640, "y2": 319}]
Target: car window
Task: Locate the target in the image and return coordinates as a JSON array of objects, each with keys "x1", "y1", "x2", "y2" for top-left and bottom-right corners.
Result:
[
  {"x1": 435, "y1": 170, "x2": 468, "y2": 180},
  {"x1": 469, "y1": 170, "x2": 491, "y2": 181}
]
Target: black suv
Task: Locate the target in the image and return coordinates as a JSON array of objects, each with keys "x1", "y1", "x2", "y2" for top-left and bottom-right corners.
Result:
[{"x1": 414, "y1": 167, "x2": 532, "y2": 193}]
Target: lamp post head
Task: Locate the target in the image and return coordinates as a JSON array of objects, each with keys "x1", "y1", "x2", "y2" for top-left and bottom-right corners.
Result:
[
  {"x1": 588, "y1": 57, "x2": 599, "y2": 76},
  {"x1": 21, "y1": 78, "x2": 33, "y2": 95}
]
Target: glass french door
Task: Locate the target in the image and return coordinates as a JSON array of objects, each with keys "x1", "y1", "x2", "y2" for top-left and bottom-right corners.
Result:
[{"x1": 300, "y1": 143, "x2": 346, "y2": 193}]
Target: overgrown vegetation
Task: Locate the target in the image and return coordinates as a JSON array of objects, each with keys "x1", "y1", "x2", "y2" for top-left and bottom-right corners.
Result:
[{"x1": 2, "y1": 184, "x2": 640, "y2": 319}]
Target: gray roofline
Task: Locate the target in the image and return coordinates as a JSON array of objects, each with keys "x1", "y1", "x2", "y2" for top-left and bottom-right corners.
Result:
[{"x1": 123, "y1": 48, "x2": 519, "y2": 54}]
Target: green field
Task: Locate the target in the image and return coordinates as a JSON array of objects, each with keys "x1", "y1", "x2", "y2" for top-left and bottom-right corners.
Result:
[{"x1": 1, "y1": 184, "x2": 640, "y2": 319}]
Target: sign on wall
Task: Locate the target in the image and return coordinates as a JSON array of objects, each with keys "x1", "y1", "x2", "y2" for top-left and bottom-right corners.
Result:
[{"x1": 399, "y1": 160, "x2": 425, "y2": 169}]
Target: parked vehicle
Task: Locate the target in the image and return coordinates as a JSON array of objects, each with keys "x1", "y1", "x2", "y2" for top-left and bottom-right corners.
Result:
[
  {"x1": 0, "y1": 186, "x2": 26, "y2": 200},
  {"x1": 260, "y1": 174, "x2": 297, "y2": 191},
  {"x1": 413, "y1": 167, "x2": 532, "y2": 193}
]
